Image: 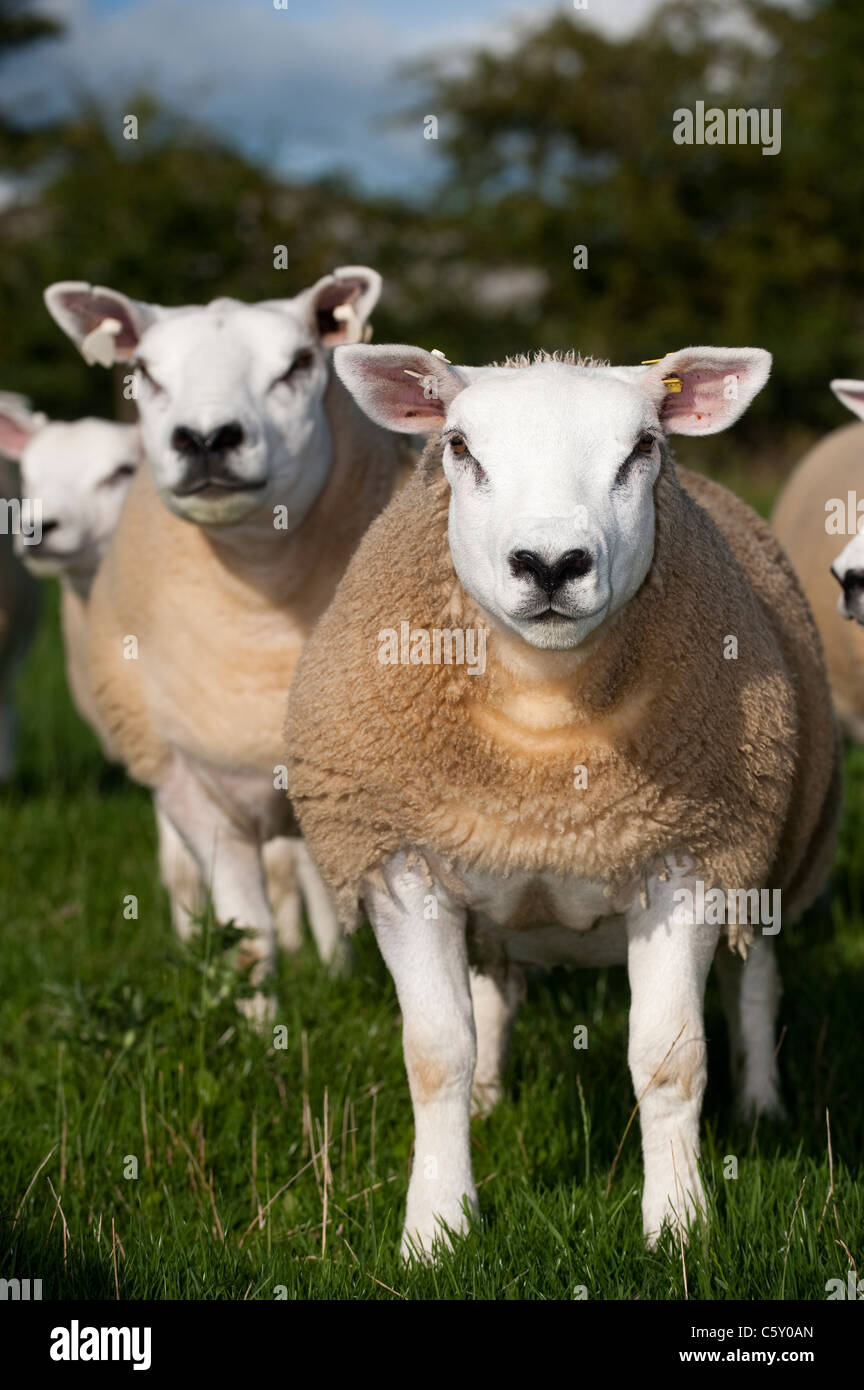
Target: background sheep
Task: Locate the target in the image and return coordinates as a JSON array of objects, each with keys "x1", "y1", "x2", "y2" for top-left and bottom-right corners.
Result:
[
  {"x1": 287, "y1": 344, "x2": 839, "y2": 1256},
  {"x1": 44, "y1": 269, "x2": 414, "y2": 1009},
  {"x1": 773, "y1": 382, "x2": 864, "y2": 740},
  {"x1": 0, "y1": 397, "x2": 141, "y2": 749}
]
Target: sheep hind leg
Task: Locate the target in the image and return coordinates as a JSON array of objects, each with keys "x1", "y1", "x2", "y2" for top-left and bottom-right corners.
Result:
[
  {"x1": 469, "y1": 961, "x2": 524, "y2": 1117},
  {"x1": 292, "y1": 839, "x2": 351, "y2": 974},
  {"x1": 715, "y1": 935, "x2": 784, "y2": 1120}
]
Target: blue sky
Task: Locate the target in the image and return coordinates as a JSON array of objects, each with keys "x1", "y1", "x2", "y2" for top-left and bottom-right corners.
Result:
[
  {"x1": 1, "y1": 0, "x2": 670, "y2": 189},
  {"x1": 0, "y1": 0, "x2": 765, "y2": 192}
]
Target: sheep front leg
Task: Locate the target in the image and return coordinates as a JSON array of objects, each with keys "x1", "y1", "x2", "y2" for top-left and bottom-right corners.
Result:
[
  {"x1": 155, "y1": 803, "x2": 206, "y2": 940},
  {"x1": 366, "y1": 859, "x2": 477, "y2": 1260},
  {"x1": 261, "y1": 836, "x2": 303, "y2": 954},
  {"x1": 156, "y1": 760, "x2": 276, "y2": 1005},
  {"x1": 625, "y1": 876, "x2": 719, "y2": 1246}
]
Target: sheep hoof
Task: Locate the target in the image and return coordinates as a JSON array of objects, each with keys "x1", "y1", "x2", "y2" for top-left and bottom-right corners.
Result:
[
  {"x1": 237, "y1": 989, "x2": 276, "y2": 1030},
  {"x1": 400, "y1": 1193, "x2": 477, "y2": 1262},
  {"x1": 642, "y1": 1181, "x2": 707, "y2": 1250},
  {"x1": 737, "y1": 1085, "x2": 786, "y2": 1123},
  {"x1": 470, "y1": 1081, "x2": 502, "y2": 1118},
  {"x1": 323, "y1": 936, "x2": 353, "y2": 978}
]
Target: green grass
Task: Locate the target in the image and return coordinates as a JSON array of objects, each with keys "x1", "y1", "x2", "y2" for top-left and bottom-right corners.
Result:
[{"x1": 1, "y1": 585, "x2": 863, "y2": 1301}]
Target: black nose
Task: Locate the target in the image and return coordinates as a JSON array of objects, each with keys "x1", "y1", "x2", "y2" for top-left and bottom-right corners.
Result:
[
  {"x1": 170, "y1": 421, "x2": 256, "y2": 497},
  {"x1": 40, "y1": 519, "x2": 59, "y2": 537},
  {"x1": 509, "y1": 548, "x2": 593, "y2": 596},
  {"x1": 842, "y1": 568, "x2": 864, "y2": 597},
  {"x1": 171, "y1": 421, "x2": 245, "y2": 458}
]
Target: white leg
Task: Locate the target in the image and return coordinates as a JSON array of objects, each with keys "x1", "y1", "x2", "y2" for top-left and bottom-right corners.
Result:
[
  {"x1": 262, "y1": 836, "x2": 303, "y2": 954},
  {"x1": 469, "y1": 962, "x2": 523, "y2": 1117},
  {"x1": 626, "y1": 876, "x2": 719, "y2": 1246},
  {"x1": 366, "y1": 856, "x2": 477, "y2": 1259},
  {"x1": 716, "y1": 936, "x2": 783, "y2": 1118},
  {"x1": 292, "y1": 839, "x2": 349, "y2": 971},
  {"x1": 156, "y1": 760, "x2": 275, "y2": 1009},
  {"x1": 155, "y1": 803, "x2": 206, "y2": 940}
]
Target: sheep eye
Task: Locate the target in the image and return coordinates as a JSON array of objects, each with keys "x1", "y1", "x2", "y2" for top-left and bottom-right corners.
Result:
[
  {"x1": 133, "y1": 360, "x2": 162, "y2": 393},
  {"x1": 449, "y1": 435, "x2": 469, "y2": 457},
  {"x1": 278, "y1": 350, "x2": 315, "y2": 383},
  {"x1": 637, "y1": 433, "x2": 655, "y2": 454},
  {"x1": 102, "y1": 462, "x2": 137, "y2": 487}
]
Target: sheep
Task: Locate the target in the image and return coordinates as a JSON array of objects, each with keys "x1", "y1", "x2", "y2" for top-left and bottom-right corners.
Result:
[
  {"x1": 0, "y1": 397, "x2": 141, "y2": 748},
  {"x1": 44, "y1": 268, "x2": 414, "y2": 1004},
  {"x1": 0, "y1": 394, "x2": 209, "y2": 931},
  {"x1": 773, "y1": 380, "x2": 864, "y2": 739},
  {"x1": 286, "y1": 343, "x2": 840, "y2": 1257},
  {"x1": 0, "y1": 395, "x2": 41, "y2": 780}
]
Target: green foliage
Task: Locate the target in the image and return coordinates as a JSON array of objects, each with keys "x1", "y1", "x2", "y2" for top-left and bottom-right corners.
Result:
[{"x1": 1, "y1": 0, "x2": 863, "y2": 478}]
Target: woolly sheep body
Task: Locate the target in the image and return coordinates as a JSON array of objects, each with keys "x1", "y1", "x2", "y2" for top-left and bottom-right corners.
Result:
[
  {"x1": 44, "y1": 270, "x2": 414, "y2": 999},
  {"x1": 289, "y1": 453, "x2": 837, "y2": 937},
  {"x1": 286, "y1": 346, "x2": 838, "y2": 1256},
  {"x1": 85, "y1": 370, "x2": 413, "y2": 985},
  {"x1": 773, "y1": 421, "x2": 864, "y2": 738}
]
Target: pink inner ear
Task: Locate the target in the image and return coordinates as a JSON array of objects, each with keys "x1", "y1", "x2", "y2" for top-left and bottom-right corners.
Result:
[
  {"x1": 61, "y1": 291, "x2": 140, "y2": 351},
  {"x1": 0, "y1": 415, "x2": 32, "y2": 458},
  {"x1": 376, "y1": 363, "x2": 447, "y2": 422},
  {"x1": 660, "y1": 363, "x2": 742, "y2": 428}
]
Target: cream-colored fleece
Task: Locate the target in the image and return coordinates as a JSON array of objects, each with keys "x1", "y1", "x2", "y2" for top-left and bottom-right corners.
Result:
[
  {"x1": 773, "y1": 421, "x2": 864, "y2": 739},
  {"x1": 287, "y1": 443, "x2": 840, "y2": 948},
  {"x1": 86, "y1": 373, "x2": 414, "y2": 795}
]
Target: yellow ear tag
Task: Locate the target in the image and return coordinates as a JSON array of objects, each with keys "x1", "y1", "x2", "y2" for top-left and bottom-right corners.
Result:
[
  {"x1": 332, "y1": 302, "x2": 364, "y2": 344},
  {"x1": 81, "y1": 317, "x2": 123, "y2": 368},
  {"x1": 641, "y1": 358, "x2": 683, "y2": 393}
]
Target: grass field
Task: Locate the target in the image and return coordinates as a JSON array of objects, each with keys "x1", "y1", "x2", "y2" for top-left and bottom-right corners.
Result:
[{"x1": 1, "y1": 572, "x2": 863, "y2": 1303}]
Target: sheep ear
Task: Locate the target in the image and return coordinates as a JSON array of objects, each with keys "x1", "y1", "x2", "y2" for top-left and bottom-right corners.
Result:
[
  {"x1": 0, "y1": 393, "x2": 42, "y2": 459},
  {"x1": 334, "y1": 344, "x2": 466, "y2": 433},
  {"x1": 640, "y1": 347, "x2": 772, "y2": 436},
  {"x1": 831, "y1": 379, "x2": 864, "y2": 423},
  {"x1": 292, "y1": 266, "x2": 383, "y2": 348},
  {"x1": 43, "y1": 282, "x2": 159, "y2": 366}
]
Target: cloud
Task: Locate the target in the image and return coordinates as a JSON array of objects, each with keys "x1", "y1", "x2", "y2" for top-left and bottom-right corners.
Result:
[{"x1": 1, "y1": 0, "x2": 668, "y2": 191}]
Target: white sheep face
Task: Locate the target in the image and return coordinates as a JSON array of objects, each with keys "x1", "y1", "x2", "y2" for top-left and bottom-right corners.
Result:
[
  {"x1": 0, "y1": 403, "x2": 140, "y2": 582},
  {"x1": 335, "y1": 343, "x2": 772, "y2": 651},
  {"x1": 43, "y1": 268, "x2": 381, "y2": 531}
]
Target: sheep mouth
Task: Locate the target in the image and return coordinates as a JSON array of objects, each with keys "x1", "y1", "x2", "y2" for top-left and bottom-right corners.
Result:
[
  {"x1": 172, "y1": 479, "x2": 267, "y2": 499},
  {"x1": 23, "y1": 544, "x2": 84, "y2": 563},
  {"x1": 527, "y1": 603, "x2": 605, "y2": 624},
  {"x1": 529, "y1": 608, "x2": 570, "y2": 623}
]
